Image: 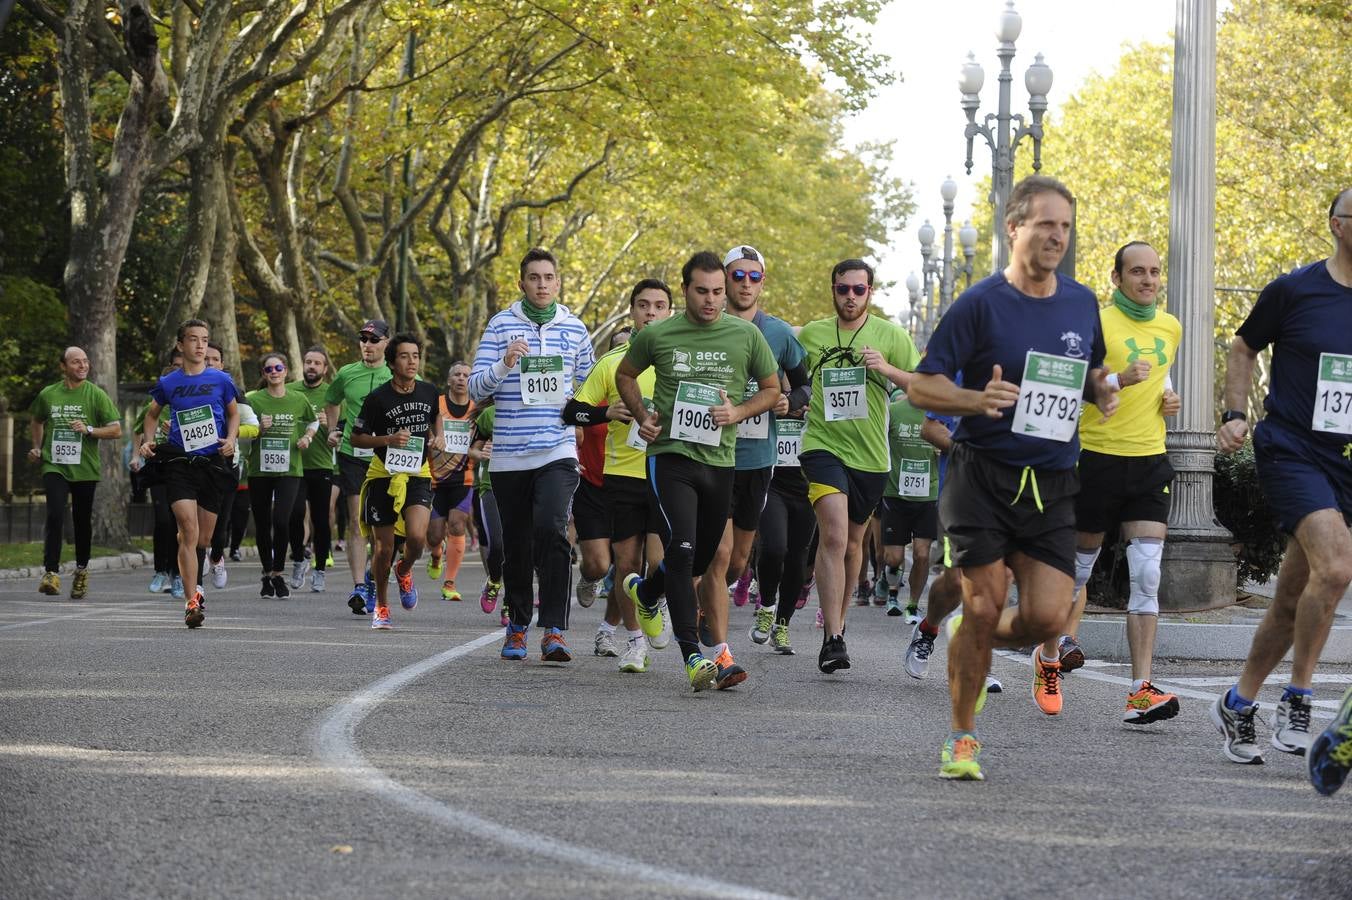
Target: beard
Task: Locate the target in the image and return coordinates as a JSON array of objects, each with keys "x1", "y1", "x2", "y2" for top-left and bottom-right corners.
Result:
[
  {"x1": 304, "y1": 372, "x2": 323, "y2": 386},
  {"x1": 834, "y1": 298, "x2": 867, "y2": 323}
]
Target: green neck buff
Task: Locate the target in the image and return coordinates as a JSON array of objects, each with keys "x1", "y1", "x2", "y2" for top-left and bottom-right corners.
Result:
[
  {"x1": 1112, "y1": 288, "x2": 1156, "y2": 322},
  {"x1": 521, "y1": 300, "x2": 557, "y2": 325}
]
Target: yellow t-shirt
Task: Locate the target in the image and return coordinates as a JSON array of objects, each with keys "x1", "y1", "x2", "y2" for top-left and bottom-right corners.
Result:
[
  {"x1": 575, "y1": 344, "x2": 656, "y2": 480},
  {"x1": 1079, "y1": 303, "x2": 1182, "y2": 456}
]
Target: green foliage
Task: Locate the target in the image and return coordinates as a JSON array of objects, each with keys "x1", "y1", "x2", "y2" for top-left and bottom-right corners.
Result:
[
  {"x1": 1214, "y1": 441, "x2": 1287, "y2": 586},
  {"x1": 0, "y1": 277, "x2": 69, "y2": 413}
]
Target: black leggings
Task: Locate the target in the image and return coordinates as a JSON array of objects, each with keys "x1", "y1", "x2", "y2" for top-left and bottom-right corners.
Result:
[
  {"x1": 492, "y1": 460, "x2": 579, "y2": 630},
  {"x1": 288, "y1": 469, "x2": 333, "y2": 570},
  {"x1": 759, "y1": 475, "x2": 816, "y2": 625},
  {"x1": 248, "y1": 476, "x2": 301, "y2": 573},
  {"x1": 42, "y1": 473, "x2": 97, "y2": 572},
  {"x1": 150, "y1": 482, "x2": 178, "y2": 574},
  {"x1": 638, "y1": 454, "x2": 734, "y2": 656},
  {"x1": 209, "y1": 469, "x2": 242, "y2": 561},
  {"x1": 474, "y1": 489, "x2": 504, "y2": 582}
]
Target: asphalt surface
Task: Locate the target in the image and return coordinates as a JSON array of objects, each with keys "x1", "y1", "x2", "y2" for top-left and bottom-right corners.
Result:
[{"x1": 2, "y1": 557, "x2": 1350, "y2": 899}]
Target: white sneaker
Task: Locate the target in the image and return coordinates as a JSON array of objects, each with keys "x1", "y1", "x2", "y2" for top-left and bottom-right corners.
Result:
[
  {"x1": 618, "y1": 639, "x2": 649, "y2": 673},
  {"x1": 291, "y1": 558, "x2": 309, "y2": 589},
  {"x1": 647, "y1": 602, "x2": 673, "y2": 650},
  {"x1": 575, "y1": 576, "x2": 600, "y2": 609},
  {"x1": 593, "y1": 629, "x2": 620, "y2": 657},
  {"x1": 1271, "y1": 694, "x2": 1313, "y2": 755},
  {"x1": 211, "y1": 560, "x2": 227, "y2": 590},
  {"x1": 310, "y1": 570, "x2": 326, "y2": 592}
]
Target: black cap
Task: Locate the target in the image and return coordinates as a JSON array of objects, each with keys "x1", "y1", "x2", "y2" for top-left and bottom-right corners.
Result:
[{"x1": 359, "y1": 319, "x2": 389, "y2": 338}]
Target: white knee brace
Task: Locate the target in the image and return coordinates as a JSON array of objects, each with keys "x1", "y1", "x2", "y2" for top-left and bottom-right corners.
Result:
[
  {"x1": 1074, "y1": 547, "x2": 1101, "y2": 594},
  {"x1": 1126, "y1": 537, "x2": 1163, "y2": 616}
]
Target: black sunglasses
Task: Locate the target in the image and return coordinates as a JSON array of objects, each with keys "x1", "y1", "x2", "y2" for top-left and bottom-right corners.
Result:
[
  {"x1": 834, "y1": 283, "x2": 869, "y2": 297},
  {"x1": 263, "y1": 363, "x2": 287, "y2": 374},
  {"x1": 730, "y1": 269, "x2": 764, "y2": 283},
  {"x1": 358, "y1": 333, "x2": 383, "y2": 344}
]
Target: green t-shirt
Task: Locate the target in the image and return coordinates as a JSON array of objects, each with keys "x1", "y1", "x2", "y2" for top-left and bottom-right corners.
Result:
[
  {"x1": 474, "y1": 406, "x2": 495, "y2": 492},
  {"x1": 287, "y1": 380, "x2": 336, "y2": 472},
  {"x1": 885, "y1": 394, "x2": 938, "y2": 502},
  {"x1": 244, "y1": 389, "x2": 315, "y2": 479},
  {"x1": 798, "y1": 315, "x2": 920, "y2": 474},
  {"x1": 324, "y1": 361, "x2": 391, "y2": 457},
  {"x1": 30, "y1": 380, "x2": 120, "y2": 482},
  {"x1": 621, "y1": 312, "x2": 778, "y2": 468}
]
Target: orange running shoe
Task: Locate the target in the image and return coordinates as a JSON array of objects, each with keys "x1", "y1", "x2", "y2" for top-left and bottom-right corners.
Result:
[
  {"x1": 184, "y1": 590, "x2": 205, "y2": 629},
  {"x1": 714, "y1": 644, "x2": 748, "y2": 690},
  {"x1": 1031, "y1": 648, "x2": 1062, "y2": 716},
  {"x1": 1124, "y1": 681, "x2": 1180, "y2": 725}
]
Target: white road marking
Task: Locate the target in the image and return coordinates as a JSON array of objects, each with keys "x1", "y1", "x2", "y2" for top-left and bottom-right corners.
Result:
[
  {"x1": 0, "y1": 600, "x2": 160, "y2": 632},
  {"x1": 993, "y1": 650, "x2": 1341, "y2": 717},
  {"x1": 312, "y1": 631, "x2": 792, "y2": 900}
]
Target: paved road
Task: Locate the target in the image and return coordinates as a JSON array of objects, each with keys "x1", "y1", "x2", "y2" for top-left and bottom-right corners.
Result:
[{"x1": 2, "y1": 558, "x2": 1348, "y2": 899}]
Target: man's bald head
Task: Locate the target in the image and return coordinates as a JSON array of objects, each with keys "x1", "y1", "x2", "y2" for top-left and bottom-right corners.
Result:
[{"x1": 60, "y1": 347, "x2": 90, "y2": 383}]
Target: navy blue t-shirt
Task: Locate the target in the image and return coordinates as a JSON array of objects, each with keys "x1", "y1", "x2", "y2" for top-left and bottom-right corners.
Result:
[
  {"x1": 1237, "y1": 260, "x2": 1352, "y2": 454},
  {"x1": 917, "y1": 272, "x2": 1105, "y2": 470},
  {"x1": 149, "y1": 366, "x2": 240, "y2": 456},
  {"x1": 735, "y1": 311, "x2": 806, "y2": 471}
]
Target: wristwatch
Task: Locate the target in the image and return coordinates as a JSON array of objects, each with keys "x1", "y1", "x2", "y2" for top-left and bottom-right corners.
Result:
[{"x1": 1220, "y1": 409, "x2": 1247, "y2": 424}]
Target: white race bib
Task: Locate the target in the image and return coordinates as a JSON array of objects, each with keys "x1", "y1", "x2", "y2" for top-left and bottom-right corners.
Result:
[
  {"x1": 351, "y1": 444, "x2": 374, "y2": 459},
  {"x1": 384, "y1": 435, "x2": 425, "y2": 474},
  {"x1": 1313, "y1": 353, "x2": 1352, "y2": 435},
  {"x1": 625, "y1": 399, "x2": 655, "y2": 450},
  {"x1": 1010, "y1": 351, "x2": 1088, "y2": 443},
  {"x1": 51, "y1": 428, "x2": 82, "y2": 466},
  {"x1": 444, "y1": 420, "x2": 473, "y2": 455},
  {"x1": 898, "y1": 458, "x2": 931, "y2": 498},
  {"x1": 260, "y1": 437, "x2": 290, "y2": 474},
  {"x1": 736, "y1": 380, "x2": 769, "y2": 439},
  {"x1": 671, "y1": 381, "x2": 722, "y2": 447},
  {"x1": 775, "y1": 418, "x2": 804, "y2": 467},
  {"x1": 823, "y1": 367, "x2": 868, "y2": 421},
  {"x1": 177, "y1": 405, "x2": 219, "y2": 453},
  {"x1": 520, "y1": 355, "x2": 566, "y2": 406}
]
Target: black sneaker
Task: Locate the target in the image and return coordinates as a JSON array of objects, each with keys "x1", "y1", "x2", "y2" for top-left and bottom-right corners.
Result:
[
  {"x1": 818, "y1": 634, "x2": 851, "y2": 673},
  {"x1": 272, "y1": 574, "x2": 290, "y2": 599},
  {"x1": 261, "y1": 575, "x2": 275, "y2": 598},
  {"x1": 229, "y1": 549, "x2": 243, "y2": 562}
]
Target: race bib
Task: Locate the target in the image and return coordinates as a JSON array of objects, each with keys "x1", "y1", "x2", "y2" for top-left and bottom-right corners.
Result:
[
  {"x1": 260, "y1": 437, "x2": 290, "y2": 474},
  {"x1": 823, "y1": 367, "x2": 867, "y2": 421},
  {"x1": 775, "y1": 418, "x2": 804, "y2": 467},
  {"x1": 444, "y1": 420, "x2": 473, "y2": 455},
  {"x1": 671, "y1": 381, "x2": 722, "y2": 447},
  {"x1": 1313, "y1": 353, "x2": 1352, "y2": 435},
  {"x1": 1011, "y1": 351, "x2": 1088, "y2": 443},
  {"x1": 351, "y1": 443, "x2": 374, "y2": 459},
  {"x1": 520, "y1": 355, "x2": 566, "y2": 406},
  {"x1": 51, "y1": 428, "x2": 82, "y2": 466},
  {"x1": 178, "y1": 405, "x2": 219, "y2": 453},
  {"x1": 625, "y1": 399, "x2": 655, "y2": 450},
  {"x1": 898, "y1": 458, "x2": 931, "y2": 498},
  {"x1": 384, "y1": 435, "x2": 425, "y2": 474},
  {"x1": 736, "y1": 380, "x2": 769, "y2": 439}
]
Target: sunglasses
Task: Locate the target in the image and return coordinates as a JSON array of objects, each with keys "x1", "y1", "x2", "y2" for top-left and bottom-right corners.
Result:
[
  {"x1": 730, "y1": 269, "x2": 764, "y2": 284},
  {"x1": 264, "y1": 364, "x2": 287, "y2": 374},
  {"x1": 358, "y1": 333, "x2": 383, "y2": 344},
  {"x1": 834, "y1": 283, "x2": 869, "y2": 297}
]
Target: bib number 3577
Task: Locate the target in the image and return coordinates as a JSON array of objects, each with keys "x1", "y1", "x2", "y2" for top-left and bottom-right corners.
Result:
[
  {"x1": 672, "y1": 382, "x2": 722, "y2": 447},
  {"x1": 1010, "y1": 351, "x2": 1088, "y2": 443},
  {"x1": 520, "y1": 355, "x2": 566, "y2": 406},
  {"x1": 1313, "y1": 353, "x2": 1352, "y2": 435},
  {"x1": 823, "y1": 367, "x2": 867, "y2": 421}
]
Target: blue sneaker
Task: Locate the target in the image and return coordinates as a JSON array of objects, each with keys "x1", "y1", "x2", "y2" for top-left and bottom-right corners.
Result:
[
  {"x1": 149, "y1": 571, "x2": 169, "y2": 594},
  {"x1": 347, "y1": 583, "x2": 368, "y2": 615},
  {"x1": 540, "y1": 627, "x2": 572, "y2": 662},
  {"x1": 170, "y1": 575, "x2": 185, "y2": 600},
  {"x1": 601, "y1": 564, "x2": 615, "y2": 599},
  {"x1": 395, "y1": 564, "x2": 417, "y2": 610},
  {"x1": 1309, "y1": 686, "x2": 1352, "y2": 796},
  {"x1": 364, "y1": 569, "x2": 376, "y2": 614},
  {"x1": 501, "y1": 624, "x2": 528, "y2": 660}
]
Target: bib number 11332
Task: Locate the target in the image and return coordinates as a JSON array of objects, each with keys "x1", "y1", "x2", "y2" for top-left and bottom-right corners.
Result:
[{"x1": 1010, "y1": 351, "x2": 1088, "y2": 443}]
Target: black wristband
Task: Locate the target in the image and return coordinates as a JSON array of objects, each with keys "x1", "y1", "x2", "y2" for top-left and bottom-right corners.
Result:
[{"x1": 1221, "y1": 409, "x2": 1247, "y2": 424}]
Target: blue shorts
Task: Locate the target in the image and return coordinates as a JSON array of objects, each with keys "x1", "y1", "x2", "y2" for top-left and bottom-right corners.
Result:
[{"x1": 1252, "y1": 420, "x2": 1352, "y2": 534}]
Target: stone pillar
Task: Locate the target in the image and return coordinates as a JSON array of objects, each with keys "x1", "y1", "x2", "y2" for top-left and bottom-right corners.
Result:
[{"x1": 1161, "y1": 0, "x2": 1235, "y2": 611}]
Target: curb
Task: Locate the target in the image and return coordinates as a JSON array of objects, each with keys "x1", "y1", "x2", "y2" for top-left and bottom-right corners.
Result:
[
  {"x1": 0, "y1": 545, "x2": 260, "y2": 581},
  {"x1": 1077, "y1": 616, "x2": 1352, "y2": 664}
]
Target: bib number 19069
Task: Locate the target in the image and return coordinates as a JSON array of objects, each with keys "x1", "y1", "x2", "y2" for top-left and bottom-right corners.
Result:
[{"x1": 672, "y1": 382, "x2": 722, "y2": 447}]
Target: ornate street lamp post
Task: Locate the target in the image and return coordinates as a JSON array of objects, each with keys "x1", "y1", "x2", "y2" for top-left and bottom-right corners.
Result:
[
  {"x1": 959, "y1": 0, "x2": 1053, "y2": 272},
  {"x1": 912, "y1": 178, "x2": 978, "y2": 346}
]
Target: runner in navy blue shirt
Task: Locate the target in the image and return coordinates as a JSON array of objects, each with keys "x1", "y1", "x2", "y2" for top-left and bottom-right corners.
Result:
[
  {"x1": 140, "y1": 319, "x2": 241, "y2": 628},
  {"x1": 908, "y1": 176, "x2": 1117, "y2": 782},
  {"x1": 1213, "y1": 187, "x2": 1352, "y2": 783}
]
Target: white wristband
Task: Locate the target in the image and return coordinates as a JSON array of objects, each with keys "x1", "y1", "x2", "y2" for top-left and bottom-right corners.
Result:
[{"x1": 1106, "y1": 373, "x2": 1121, "y2": 391}]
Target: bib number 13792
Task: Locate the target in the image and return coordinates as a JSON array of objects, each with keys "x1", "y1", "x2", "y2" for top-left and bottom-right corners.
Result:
[
  {"x1": 1010, "y1": 351, "x2": 1088, "y2": 443},
  {"x1": 1313, "y1": 352, "x2": 1352, "y2": 435}
]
